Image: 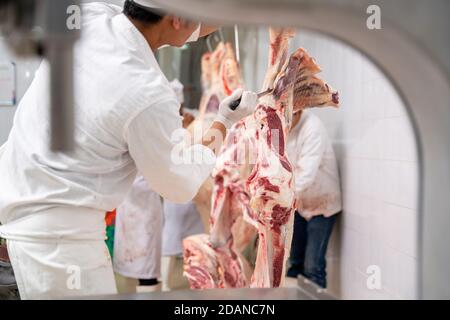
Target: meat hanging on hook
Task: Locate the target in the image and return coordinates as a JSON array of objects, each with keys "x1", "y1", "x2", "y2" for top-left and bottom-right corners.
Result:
[{"x1": 184, "y1": 27, "x2": 340, "y2": 289}]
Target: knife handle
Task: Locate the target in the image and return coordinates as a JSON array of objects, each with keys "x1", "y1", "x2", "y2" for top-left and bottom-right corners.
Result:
[{"x1": 229, "y1": 97, "x2": 241, "y2": 110}]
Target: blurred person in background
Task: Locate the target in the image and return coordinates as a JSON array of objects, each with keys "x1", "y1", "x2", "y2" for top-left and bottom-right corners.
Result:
[
  {"x1": 286, "y1": 110, "x2": 342, "y2": 289},
  {"x1": 112, "y1": 78, "x2": 195, "y2": 293},
  {"x1": 113, "y1": 176, "x2": 163, "y2": 293},
  {"x1": 161, "y1": 200, "x2": 204, "y2": 290}
]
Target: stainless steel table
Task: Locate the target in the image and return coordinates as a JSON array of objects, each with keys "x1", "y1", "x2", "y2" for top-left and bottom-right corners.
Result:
[{"x1": 83, "y1": 276, "x2": 336, "y2": 300}]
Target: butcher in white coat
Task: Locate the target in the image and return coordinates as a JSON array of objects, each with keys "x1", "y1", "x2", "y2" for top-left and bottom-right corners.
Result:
[
  {"x1": 286, "y1": 110, "x2": 342, "y2": 288},
  {"x1": 0, "y1": 0, "x2": 257, "y2": 299}
]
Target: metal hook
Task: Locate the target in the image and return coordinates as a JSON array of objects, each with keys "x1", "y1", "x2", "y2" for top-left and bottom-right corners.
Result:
[
  {"x1": 234, "y1": 25, "x2": 240, "y2": 64},
  {"x1": 213, "y1": 32, "x2": 220, "y2": 44},
  {"x1": 206, "y1": 34, "x2": 213, "y2": 52},
  {"x1": 218, "y1": 28, "x2": 225, "y2": 43}
]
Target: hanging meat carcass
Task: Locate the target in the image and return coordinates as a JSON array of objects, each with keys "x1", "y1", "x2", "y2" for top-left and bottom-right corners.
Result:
[
  {"x1": 190, "y1": 41, "x2": 245, "y2": 232},
  {"x1": 198, "y1": 42, "x2": 242, "y2": 120},
  {"x1": 187, "y1": 47, "x2": 256, "y2": 285},
  {"x1": 184, "y1": 27, "x2": 339, "y2": 289}
]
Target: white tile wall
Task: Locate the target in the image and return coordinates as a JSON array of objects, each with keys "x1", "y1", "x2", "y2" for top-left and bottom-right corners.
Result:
[
  {"x1": 295, "y1": 32, "x2": 420, "y2": 300},
  {"x1": 246, "y1": 29, "x2": 420, "y2": 299}
]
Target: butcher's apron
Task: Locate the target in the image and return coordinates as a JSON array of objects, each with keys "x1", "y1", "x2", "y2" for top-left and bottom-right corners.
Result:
[
  {"x1": 113, "y1": 176, "x2": 163, "y2": 279},
  {"x1": 0, "y1": 208, "x2": 117, "y2": 300}
]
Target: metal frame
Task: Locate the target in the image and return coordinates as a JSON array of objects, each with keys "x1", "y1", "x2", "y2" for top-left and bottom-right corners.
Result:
[{"x1": 151, "y1": 0, "x2": 450, "y2": 299}]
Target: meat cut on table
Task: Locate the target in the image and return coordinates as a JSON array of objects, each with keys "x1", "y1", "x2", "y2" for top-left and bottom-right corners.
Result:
[{"x1": 184, "y1": 27, "x2": 339, "y2": 289}]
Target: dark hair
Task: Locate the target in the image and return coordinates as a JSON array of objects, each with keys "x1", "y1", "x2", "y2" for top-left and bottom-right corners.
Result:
[{"x1": 123, "y1": 0, "x2": 164, "y2": 24}]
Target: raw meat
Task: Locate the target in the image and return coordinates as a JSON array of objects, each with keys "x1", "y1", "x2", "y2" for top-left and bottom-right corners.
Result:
[
  {"x1": 198, "y1": 42, "x2": 242, "y2": 119},
  {"x1": 190, "y1": 41, "x2": 245, "y2": 235},
  {"x1": 184, "y1": 28, "x2": 339, "y2": 289},
  {"x1": 183, "y1": 234, "x2": 220, "y2": 289}
]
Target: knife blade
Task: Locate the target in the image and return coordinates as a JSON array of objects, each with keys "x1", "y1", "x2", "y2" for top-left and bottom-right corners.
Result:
[{"x1": 229, "y1": 88, "x2": 273, "y2": 110}]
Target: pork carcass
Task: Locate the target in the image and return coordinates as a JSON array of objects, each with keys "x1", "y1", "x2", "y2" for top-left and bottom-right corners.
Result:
[{"x1": 184, "y1": 28, "x2": 339, "y2": 289}]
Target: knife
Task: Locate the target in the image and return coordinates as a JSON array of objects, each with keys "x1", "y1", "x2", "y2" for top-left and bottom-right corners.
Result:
[{"x1": 229, "y1": 88, "x2": 273, "y2": 110}]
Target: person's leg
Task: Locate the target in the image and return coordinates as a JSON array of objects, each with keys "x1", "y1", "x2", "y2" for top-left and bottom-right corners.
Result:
[
  {"x1": 114, "y1": 272, "x2": 138, "y2": 294},
  {"x1": 287, "y1": 212, "x2": 308, "y2": 278},
  {"x1": 303, "y1": 214, "x2": 337, "y2": 288},
  {"x1": 163, "y1": 255, "x2": 190, "y2": 291},
  {"x1": 167, "y1": 255, "x2": 190, "y2": 290},
  {"x1": 5, "y1": 240, "x2": 27, "y2": 299},
  {"x1": 136, "y1": 278, "x2": 162, "y2": 293},
  {"x1": 138, "y1": 278, "x2": 158, "y2": 286},
  {"x1": 7, "y1": 239, "x2": 117, "y2": 299}
]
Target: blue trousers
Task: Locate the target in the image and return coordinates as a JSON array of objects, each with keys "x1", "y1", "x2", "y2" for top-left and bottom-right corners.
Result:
[{"x1": 287, "y1": 212, "x2": 337, "y2": 288}]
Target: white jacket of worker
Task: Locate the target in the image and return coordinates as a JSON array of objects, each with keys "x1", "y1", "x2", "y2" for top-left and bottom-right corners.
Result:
[
  {"x1": 286, "y1": 111, "x2": 342, "y2": 220},
  {"x1": 0, "y1": 3, "x2": 215, "y2": 299}
]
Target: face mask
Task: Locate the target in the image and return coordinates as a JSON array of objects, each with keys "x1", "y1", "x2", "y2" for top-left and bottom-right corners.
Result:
[
  {"x1": 186, "y1": 23, "x2": 201, "y2": 43},
  {"x1": 157, "y1": 23, "x2": 201, "y2": 49}
]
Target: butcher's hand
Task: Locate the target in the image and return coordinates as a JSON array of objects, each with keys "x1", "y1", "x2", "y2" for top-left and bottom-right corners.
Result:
[{"x1": 215, "y1": 89, "x2": 258, "y2": 129}]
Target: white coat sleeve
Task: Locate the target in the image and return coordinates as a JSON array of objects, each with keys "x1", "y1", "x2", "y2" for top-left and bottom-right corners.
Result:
[
  {"x1": 125, "y1": 100, "x2": 216, "y2": 204},
  {"x1": 293, "y1": 122, "x2": 326, "y2": 196},
  {"x1": 0, "y1": 143, "x2": 5, "y2": 158}
]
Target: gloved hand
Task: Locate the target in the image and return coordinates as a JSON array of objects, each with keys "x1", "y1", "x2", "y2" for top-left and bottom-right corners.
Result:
[{"x1": 215, "y1": 89, "x2": 258, "y2": 129}]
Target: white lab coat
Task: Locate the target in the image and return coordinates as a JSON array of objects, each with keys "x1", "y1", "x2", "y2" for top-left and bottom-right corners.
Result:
[
  {"x1": 113, "y1": 175, "x2": 163, "y2": 279},
  {"x1": 0, "y1": 3, "x2": 215, "y2": 299},
  {"x1": 169, "y1": 79, "x2": 185, "y2": 104},
  {"x1": 162, "y1": 200, "x2": 204, "y2": 256},
  {"x1": 286, "y1": 111, "x2": 342, "y2": 220}
]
